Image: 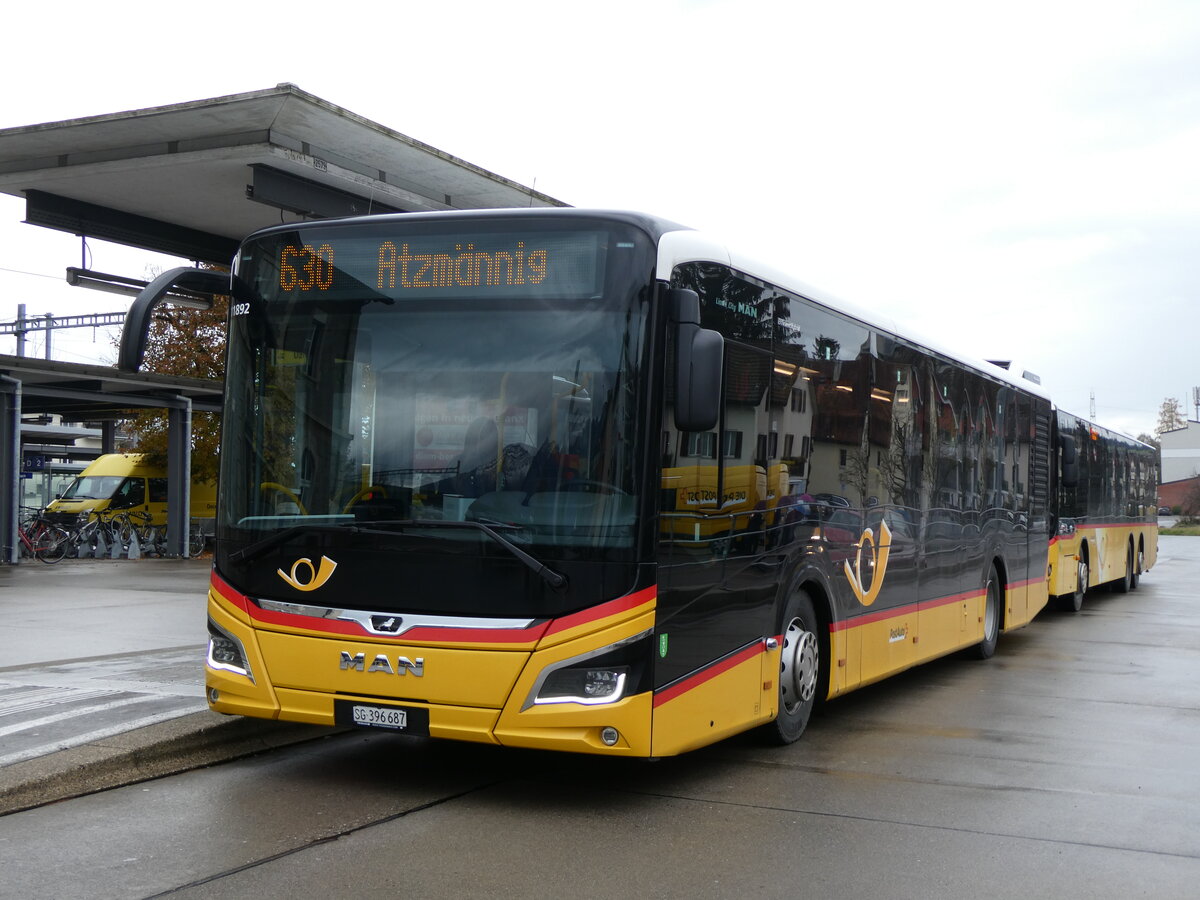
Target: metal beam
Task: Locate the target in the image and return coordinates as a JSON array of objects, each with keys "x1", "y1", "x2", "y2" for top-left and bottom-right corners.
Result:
[
  {"x1": 24, "y1": 190, "x2": 239, "y2": 265},
  {"x1": 18, "y1": 383, "x2": 202, "y2": 410},
  {"x1": 248, "y1": 164, "x2": 403, "y2": 218},
  {"x1": 0, "y1": 311, "x2": 127, "y2": 336}
]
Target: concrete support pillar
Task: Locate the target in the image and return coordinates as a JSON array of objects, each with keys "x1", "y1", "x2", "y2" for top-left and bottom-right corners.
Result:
[
  {"x1": 165, "y1": 397, "x2": 192, "y2": 558},
  {"x1": 1, "y1": 376, "x2": 21, "y2": 564}
]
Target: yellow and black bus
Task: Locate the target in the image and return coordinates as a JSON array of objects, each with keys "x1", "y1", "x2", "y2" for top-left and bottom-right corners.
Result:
[
  {"x1": 166, "y1": 209, "x2": 1155, "y2": 757},
  {"x1": 1048, "y1": 412, "x2": 1158, "y2": 611}
]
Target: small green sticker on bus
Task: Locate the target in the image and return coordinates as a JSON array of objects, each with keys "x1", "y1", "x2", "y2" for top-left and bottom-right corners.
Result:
[{"x1": 659, "y1": 634, "x2": 669, "y2": 658}]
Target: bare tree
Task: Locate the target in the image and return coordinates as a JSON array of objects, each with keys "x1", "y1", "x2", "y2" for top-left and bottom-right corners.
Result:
[{"x1": 1156, "y1": 397, "x2": 1187, "y2": 436}]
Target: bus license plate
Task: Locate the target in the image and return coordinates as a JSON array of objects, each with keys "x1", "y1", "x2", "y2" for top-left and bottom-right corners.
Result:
[
  {"x1": 356, "y1": 705, "x2": 406, "y2": 729},
  {"x1": 335, "y1": 701, "x2": 429, "y2": 735}
]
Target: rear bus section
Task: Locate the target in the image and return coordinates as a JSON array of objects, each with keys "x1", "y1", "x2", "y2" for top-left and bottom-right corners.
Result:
[{"x1": 1048, "y1": 412, "x2": 1159, "y2": 610}]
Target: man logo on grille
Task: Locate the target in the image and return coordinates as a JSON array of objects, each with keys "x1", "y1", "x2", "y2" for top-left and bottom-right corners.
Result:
[{"x1": 371, "y1": 615, "x2": 403, "y2": 633}]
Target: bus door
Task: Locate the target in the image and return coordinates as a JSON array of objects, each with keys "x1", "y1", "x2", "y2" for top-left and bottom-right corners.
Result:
[{"x1": 656, "y1": 338, "x2": 778, "y2": 744}]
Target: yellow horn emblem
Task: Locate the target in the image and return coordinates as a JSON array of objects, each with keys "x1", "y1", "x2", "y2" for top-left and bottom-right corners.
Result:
[
  {"x1": 844, "y1": 519, "x2": 891, "y2": 607},
  {"x1": 277, "y1": 555, "x2": 339, "y2": 591}
]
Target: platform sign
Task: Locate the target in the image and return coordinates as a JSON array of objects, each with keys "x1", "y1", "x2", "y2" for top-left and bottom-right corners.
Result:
[{"x1": 22, "y1": 454, "x2": 45, "y2": 472}]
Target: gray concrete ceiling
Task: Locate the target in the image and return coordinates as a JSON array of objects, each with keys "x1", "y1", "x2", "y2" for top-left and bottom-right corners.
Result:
[{"x1": 0, "y1": 83, "x2": 566, "y2": 263}]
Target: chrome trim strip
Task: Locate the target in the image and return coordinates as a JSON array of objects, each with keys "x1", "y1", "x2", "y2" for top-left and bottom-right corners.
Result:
[
  {"x1": 522, "y1": 628, "x2": 652, "y2": 711},
  {"x1": 256, "y1": 598, "x2": 537, "y2": 637}
]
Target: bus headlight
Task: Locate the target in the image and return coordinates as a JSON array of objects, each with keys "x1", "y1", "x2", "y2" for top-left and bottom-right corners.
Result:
[
  {"x1": 536, "y1": 666, "x2": 629, "y2": 705},
  {"x1": 524, "y1": 630, "x2": 651, "y2": 710},
  {"x1": 207, "y1": 618, "x2": 255, "y2": 683}
]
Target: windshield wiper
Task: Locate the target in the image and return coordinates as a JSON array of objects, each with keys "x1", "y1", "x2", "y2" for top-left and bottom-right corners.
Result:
[
  {"x1": 228, "y1": 523, "x2": 355, "y2": 565},
  {"x1": 355, "y1": 519, "x2": 567, "y2": 591},
  {"x1": 229, "y1": 518, "x2": 567, "y2": 591}
]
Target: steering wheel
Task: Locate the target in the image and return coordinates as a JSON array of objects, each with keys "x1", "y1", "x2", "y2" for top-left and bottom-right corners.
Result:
[{"x1": 260, "y1": 482, "x2": 308, "y2": 516}]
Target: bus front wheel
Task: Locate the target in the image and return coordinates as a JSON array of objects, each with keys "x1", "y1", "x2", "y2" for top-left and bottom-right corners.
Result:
[
  {"x1": 765, "y1": 589, "x2": 822, "y2": 744},
  {"x1": 973, "y1": 567, "x2": 1001, "y2": 659}
]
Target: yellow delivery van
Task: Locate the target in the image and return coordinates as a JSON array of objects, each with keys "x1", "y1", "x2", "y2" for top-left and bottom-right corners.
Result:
[{"x1": 46, "y1": 453, "x2": 216, "y2": 525}]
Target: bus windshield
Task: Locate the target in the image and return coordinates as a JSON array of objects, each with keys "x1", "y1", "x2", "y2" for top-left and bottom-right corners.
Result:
[{"x1": 217, "y1": 217, "x2": 654, "y2": 603}]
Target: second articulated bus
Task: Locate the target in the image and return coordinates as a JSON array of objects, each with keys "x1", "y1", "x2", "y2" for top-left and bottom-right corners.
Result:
[
  {"x1": 131, "y1": 209, "x2": 1157, "y2": 756},
  {"x1": 1048, "y1": 412, "x2": 1158, "y2": 611}
]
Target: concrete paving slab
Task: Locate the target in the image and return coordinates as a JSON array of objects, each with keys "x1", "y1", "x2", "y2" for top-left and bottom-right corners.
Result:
[{"x1": 0, "y1": 558, "x2": 346, "y2": 814}]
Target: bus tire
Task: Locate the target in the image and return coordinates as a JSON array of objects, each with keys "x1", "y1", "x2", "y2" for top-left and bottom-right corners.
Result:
[
  {"x1": 1114, "y1": 544, "x2": 1135, "y2": 593},
  {"x1": 1057, "y1": 557, "x2": 1087, "y2": 612},
  {"x1": 764, "y1": 589, "x2": 822, "y2": 745},
  {"x1": 973, "y1": 566, "x2": 1001, "y2": 659},
  {"x1": 1130, "y1": 545, "x2": 1143, "y2": 590}
]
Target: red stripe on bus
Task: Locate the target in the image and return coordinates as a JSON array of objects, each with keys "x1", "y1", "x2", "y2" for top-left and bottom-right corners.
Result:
[
  {"x1": 210, "y1": 570, "x2": 250, "y2": 613},
  {"x1": 215, "y1": 571, "x2": 651, "y2": 645},
  {"x1": 828, "y1": 582, "x2": 1032, "y2": 633},
  {"x1": 542, "y1": 585, "x2": 657, "y2": 637},
  {"x1": 653, "y1": 642, "x2": 764, "y2": 708}
]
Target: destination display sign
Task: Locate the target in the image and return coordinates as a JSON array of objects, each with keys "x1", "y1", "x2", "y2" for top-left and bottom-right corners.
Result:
[{"x1": 252, "y1": 228, "x2": 609, "y2": 301}]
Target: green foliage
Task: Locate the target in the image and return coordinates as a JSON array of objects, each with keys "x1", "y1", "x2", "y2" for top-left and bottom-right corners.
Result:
[{"x1": 1161, "y1": 521, "x2": 1200, "y2": 536}]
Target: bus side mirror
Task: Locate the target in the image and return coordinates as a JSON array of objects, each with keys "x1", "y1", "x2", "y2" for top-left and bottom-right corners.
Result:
[
  {"x1": 118, "y1": 267, "x2": 250, "y2": 371},
  {"x1": 1061, "y1": 436, "x2": 1079, "y2": 488},
  {"x1": 670, "y1": 288, "x2": 723, "y2": 433}
]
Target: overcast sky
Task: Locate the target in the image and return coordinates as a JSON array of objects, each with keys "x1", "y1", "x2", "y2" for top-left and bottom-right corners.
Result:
[{"x1": 1, "y1": 0, "x2": 1197, "y2": 438}]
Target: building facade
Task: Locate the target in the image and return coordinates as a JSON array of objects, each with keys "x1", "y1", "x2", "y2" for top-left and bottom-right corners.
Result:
[{"x1": 1160, "y1": 421, "x2": 1200, "y2": 483}]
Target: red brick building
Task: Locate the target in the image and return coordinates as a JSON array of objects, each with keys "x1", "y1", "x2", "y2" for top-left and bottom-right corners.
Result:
[{"x1": 1159, "y1": 476, "x2": 1200, "y2": 514}]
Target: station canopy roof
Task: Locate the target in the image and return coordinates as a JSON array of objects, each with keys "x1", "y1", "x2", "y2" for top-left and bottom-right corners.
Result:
[
  {"x1": 0, "y1": 354, "x2": 223, "y2": 420},
  {"x1": 0, "y1": 83, "x2": 567, "y2": 265}
]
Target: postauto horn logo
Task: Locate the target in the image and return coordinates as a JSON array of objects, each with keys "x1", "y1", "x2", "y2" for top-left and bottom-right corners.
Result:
[
  {"x1": 277, "y1": 555, "x2": 338, "y2": 592},
  {"x1": 844, "y1": 520, "x2": 891, "y2": 607}
]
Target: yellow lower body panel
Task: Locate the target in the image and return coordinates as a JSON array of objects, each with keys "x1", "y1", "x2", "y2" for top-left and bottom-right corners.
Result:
[
  {"x1": 494, "y1": 692, "x2": 653, "y2": 756},
  {"x1": 271, "y1": 688, "x2": 503, "y2": 744},
  {"x1": 650, "y1": 647, "x2": 774, "y2": 758},
  {"x1": 256, "y1": 630, "x2": 528, "y2": 709},
  {"x1": 207, "y1": 590, "x2": 662, "y2": 755}
]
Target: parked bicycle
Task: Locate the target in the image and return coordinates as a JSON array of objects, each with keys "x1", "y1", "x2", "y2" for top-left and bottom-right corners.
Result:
[
  {"x1": 65, "y1": 509, "x2": 127, "y2": 559},
  {"x1": 62, "y1": 508, "x2": 206, "y2": 559},
  {"x1": 153, "y1": 520, "x2": 207, "y2": 557},
  {"x1": 17, "y1": 508, "x2": 70, "y2": 563}
]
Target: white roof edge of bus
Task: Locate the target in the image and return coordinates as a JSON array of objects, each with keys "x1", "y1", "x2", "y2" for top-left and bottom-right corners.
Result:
[
  {"x1": 1054, "y1": 408, "x2": 1153, "y2": 448},
  {"x1": 656, "y1": 228, "x2": 1052, "y2": 401}
]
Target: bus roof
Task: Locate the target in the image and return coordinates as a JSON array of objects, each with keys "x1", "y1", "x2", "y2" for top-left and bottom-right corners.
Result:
[
  {"x1": 655, "y1": 224, "x2": 1053, "y2": 402},
  {"x1": 240, "y1": 206, "x2": 1050, "y2": 401}
]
